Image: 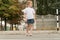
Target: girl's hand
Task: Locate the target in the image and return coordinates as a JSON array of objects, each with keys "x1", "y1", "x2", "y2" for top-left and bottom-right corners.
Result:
[{"x1": 24, "y1": 18, "x2": 27, "y2": 22}]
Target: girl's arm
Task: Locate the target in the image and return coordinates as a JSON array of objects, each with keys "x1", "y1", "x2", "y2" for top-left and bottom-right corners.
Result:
[
  {"x1": 24, "y1": 13, "x2": 27, "y2": 22},
  {"x1": 34, "y1": 13, "x2": 36, "y2": 22}
]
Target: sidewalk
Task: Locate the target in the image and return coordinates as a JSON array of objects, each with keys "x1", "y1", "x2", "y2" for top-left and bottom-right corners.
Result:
[{"x1": 0, "y1": 30, "x2": 60, "y2": 35}]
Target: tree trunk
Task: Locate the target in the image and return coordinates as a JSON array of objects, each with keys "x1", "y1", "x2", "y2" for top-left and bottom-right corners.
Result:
[
  {"x1": 0, "y1": 17, "x2": 3, "y2": 31},
  {"x1": 0, "y1": 18, "x2": 2, "y2": 31},
  {"x1": 4, "y1": 18, "x2": 7, "y2": 31},
  {"x1": 10, "y1": 24, "x2": 13, "y2": 31}
]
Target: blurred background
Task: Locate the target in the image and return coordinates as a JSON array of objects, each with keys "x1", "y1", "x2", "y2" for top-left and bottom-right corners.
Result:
[{"x1": 0, "y1": 0, "x2": 60, "y2": 31}]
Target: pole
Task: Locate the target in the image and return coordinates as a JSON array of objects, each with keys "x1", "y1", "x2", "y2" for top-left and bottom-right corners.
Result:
[
  {"x1": 33, "y1": 0, "x2": 37, "y2": 29},
  {"x1": 56, "y1": 9, "x2": 59, "y2": 31},
  {"x1": 34, "y1": 0, "x2": 37, "y2": 10}
]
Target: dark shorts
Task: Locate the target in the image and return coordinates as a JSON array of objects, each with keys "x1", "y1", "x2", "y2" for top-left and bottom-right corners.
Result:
[{"x1": 27, "y1": 19, "x2": 34, "y2": 24}]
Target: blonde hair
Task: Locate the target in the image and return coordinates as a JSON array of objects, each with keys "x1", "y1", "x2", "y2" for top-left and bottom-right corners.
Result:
[{"x1": 26, "y1": 1, "x2": 32, "y2": 5}]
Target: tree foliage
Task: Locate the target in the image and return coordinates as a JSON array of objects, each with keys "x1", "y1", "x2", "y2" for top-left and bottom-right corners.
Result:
[
  {"x1": 0, "y1": 0, "x2": 23, "y2": 24},
  {"x1": 36, "y1": 0, "x2": 60, "y2": 15},
  {"x1": 0, "y1": 0, "x2": 24, "y2": 30}
]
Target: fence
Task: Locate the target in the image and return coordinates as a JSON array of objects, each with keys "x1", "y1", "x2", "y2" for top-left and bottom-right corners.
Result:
[{"x1": 36, "y1": 15, "x2": 59, "y2": 30}]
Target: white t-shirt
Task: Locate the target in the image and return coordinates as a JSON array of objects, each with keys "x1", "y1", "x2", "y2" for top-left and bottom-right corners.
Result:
[{"x1": 22, "y1": 7, "x2": 35, "y2": 19}]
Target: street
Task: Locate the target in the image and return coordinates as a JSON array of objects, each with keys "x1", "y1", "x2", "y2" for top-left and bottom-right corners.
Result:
[{"x1": 0, "y1": 31, "x2": 60, "y2": 40}]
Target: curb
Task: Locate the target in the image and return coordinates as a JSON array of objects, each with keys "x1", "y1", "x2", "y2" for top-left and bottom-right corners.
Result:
[{"x1": 0, "y1": 30, "x2": 60, "y2": 35}]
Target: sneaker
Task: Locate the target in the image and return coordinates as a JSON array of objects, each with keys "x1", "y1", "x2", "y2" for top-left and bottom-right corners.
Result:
[
  {"x1": 26, "y1": 33, "x2": 29, "y2": 36},
  {"x1": 29, "y1": 33, "x2": 32, "y2": 36}
]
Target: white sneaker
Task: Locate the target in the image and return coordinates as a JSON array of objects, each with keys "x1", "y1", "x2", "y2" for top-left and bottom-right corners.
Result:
[
  {"x1": 26, "y1": 33, "x2": 29, "y2": 36},
  {"x1": 29, "y1": 33, "x2": 32, "y2": 36},
  {"x1": 28, "y1": 31, "x2": 32, "y2": 36}
]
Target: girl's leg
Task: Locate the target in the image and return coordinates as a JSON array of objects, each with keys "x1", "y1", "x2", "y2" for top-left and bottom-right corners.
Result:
[
  {"x1": 26, "y1": 24, "x2": 30, "y2": 36},
  {"x1": 29, "y1": 24, "x2": 33, "y2": 36}
]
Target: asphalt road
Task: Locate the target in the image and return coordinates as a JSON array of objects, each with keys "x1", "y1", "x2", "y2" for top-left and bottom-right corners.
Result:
[{"x1": 0, "y1": 32, "x2": 60, "y2": 40}]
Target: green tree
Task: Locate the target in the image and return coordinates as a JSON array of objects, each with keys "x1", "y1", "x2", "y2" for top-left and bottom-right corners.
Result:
[
  {"x1": 0, "y1": 0, "x2": 23, "y2": 31},
  {"x1": 36, "y1": 0, "x2": 56, "y2": 15}
]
